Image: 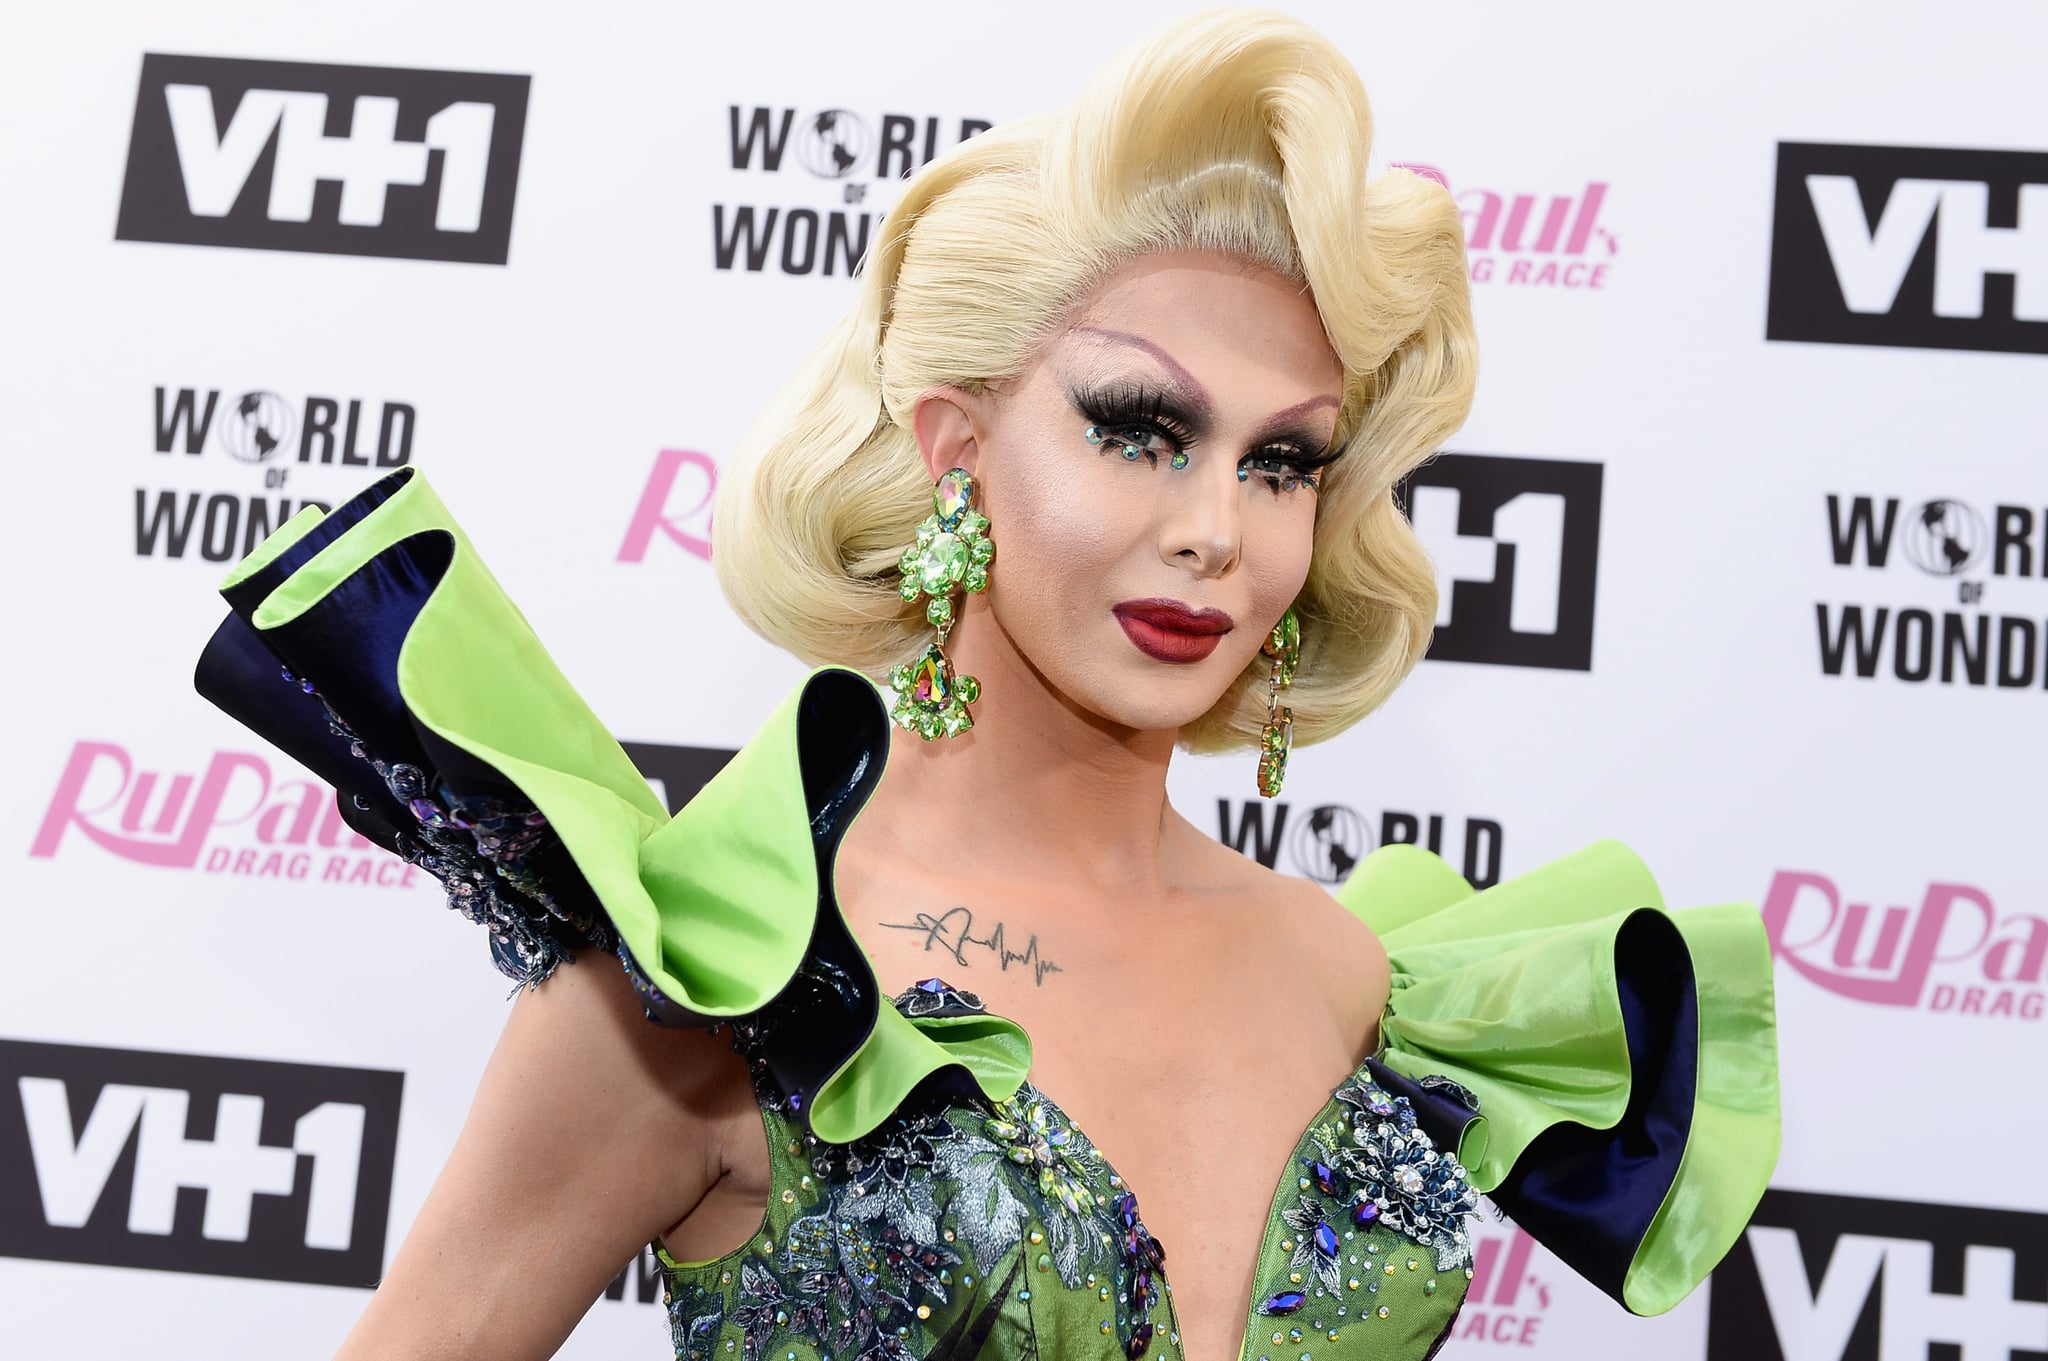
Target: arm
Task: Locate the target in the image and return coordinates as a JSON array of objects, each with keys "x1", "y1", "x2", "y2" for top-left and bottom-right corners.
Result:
[{"x1": 333, "y1": 955, "x2": 748, "y2": 1361}]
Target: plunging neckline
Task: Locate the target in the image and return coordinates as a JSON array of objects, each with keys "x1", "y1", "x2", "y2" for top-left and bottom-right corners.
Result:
[{"x1": 883, "y1": 977, "x2": 1387, "y2": 1361}]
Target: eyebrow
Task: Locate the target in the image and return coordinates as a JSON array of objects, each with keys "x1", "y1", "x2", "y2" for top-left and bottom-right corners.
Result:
[
  {"x1": 1070, "y1": 326, "x2": 1340, "y2": 436},
  {"x1": 1070, "y1": 327, "x2": 1214, "y2": 410}
]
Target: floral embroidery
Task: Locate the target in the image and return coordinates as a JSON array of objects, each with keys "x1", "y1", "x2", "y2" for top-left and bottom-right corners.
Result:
[
  {"x1": 1256, "y1": 1071, "x2": 1478, "y2": 1322},
  {"x1": 663, "y1": 988, "x2": 1169, "y2": 1361}
]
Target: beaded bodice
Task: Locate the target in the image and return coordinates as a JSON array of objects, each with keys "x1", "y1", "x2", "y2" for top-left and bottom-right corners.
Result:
[
  {"x1": 194, "y1": 468, "x2": 1778, "y2": 1361},
  {"x1": 656, "y1": 981, "x2": 1482, "y2": 1361}
]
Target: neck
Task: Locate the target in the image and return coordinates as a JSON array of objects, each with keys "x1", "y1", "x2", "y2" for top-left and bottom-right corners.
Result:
[{"x1": 861, "y1": 625, "x2": 1190, "y2": 899}]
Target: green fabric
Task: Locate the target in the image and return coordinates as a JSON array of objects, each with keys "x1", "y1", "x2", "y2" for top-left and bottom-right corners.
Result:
[
  {"x1": 220, "y1": 471, "x2": 1777, "y2": 1334},
  {"x1": 1337, "y1": 840, "x2": 1780, "y2": 1316},
  {"x1": 225, "y1": 470, "x2": 1029, "y2": 1141}
]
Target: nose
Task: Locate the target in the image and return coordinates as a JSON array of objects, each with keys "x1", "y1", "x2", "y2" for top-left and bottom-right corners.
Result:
[{"x1": 1159, "y1": 458, "x2": 1242, "y2": 578}]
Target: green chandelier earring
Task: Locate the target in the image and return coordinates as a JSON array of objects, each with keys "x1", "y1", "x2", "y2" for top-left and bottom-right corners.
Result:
[
  {"x1": 1257, "y1": 608, "x2": 1300, "y2": 797},
  {"x1": 889, "y1": 467, "x2": 995, "y2": 739}
]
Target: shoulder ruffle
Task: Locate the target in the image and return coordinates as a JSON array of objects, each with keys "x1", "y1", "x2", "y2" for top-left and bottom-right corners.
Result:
[
  {"x1": 1336, "y1": 840, "x2": 1779, "y2": 1317},
  {"x1": 195, "y1": 468, "x2": 1029, "y2": 1143}
]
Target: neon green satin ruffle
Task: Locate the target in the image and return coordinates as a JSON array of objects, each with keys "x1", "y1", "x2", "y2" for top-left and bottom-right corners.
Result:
[
  {"x1": 1338, "y1": 840, "x2": 1780, "y2": 1316},
  {"x1": 220, "y1": 468, "x2": 1029, "y2": 1143}
]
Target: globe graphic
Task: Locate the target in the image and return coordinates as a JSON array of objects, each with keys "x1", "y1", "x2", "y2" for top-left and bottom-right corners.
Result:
[
  {"x1": 798, "y1": 109, "x2": 870, "y2": 180},
  {"x1": 1288, "y1": 804, "x2": 1371, "y2": 885},
  {"x1": 219, "y1": 391, "x2": 294, "y2": 464},
  {"x1": 1902, "y1": 498, "x2": 1984, "y2": 577}
]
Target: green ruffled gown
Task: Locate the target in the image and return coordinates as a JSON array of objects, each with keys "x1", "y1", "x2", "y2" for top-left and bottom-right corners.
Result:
[{"x1": 195, "y1": 469, "x2": 1780, "y2": 1361}]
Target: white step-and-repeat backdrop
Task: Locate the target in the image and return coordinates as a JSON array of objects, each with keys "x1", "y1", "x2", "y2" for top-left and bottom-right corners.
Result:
[{"x1": 2, "y1": 2, "x2": 2043, "y2": 1358}]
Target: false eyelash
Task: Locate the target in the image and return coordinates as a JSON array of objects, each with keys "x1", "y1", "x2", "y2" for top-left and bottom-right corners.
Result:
[{"x1": 1069, "y1": 382, "x2": 1201, "y2": 446}]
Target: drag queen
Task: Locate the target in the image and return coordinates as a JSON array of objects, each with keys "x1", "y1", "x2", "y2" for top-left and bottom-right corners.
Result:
[{"x1": 197, "y1": 11, "x2": 1778, "y2": 1360}]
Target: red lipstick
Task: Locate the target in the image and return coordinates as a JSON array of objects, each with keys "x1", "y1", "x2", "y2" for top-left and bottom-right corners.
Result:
[{"x1": 1112, "y1": 599, "x2": 1235, "y2": 664}]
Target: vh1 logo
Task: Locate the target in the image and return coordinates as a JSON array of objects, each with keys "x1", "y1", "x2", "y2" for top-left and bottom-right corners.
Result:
[
  {"x1": 0, "y1": 1039, "x2": 402, "y2": 1286},
  {"x1": 1761, "y1": 870, "x2": 2045, "y2": 1020}
]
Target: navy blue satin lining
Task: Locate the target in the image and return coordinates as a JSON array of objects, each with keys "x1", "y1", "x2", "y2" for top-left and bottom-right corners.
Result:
[
  {"x1": 1366, "y1": 1057, "x2": 1482, "y2": 1156},
  {"x1": 756, "y1": 673, "x2": 896, "y2": 1111},
  {"x1": 200, "y1": 512, "x2": 607, "y2": 942},
  {"x1": 1488, "y1": 909, "x2": 1699, "y2": 1310},
  {"x1": 220, "y1": 467, "x2": 412, "y2": 618},
  {"x1": 194, "y1": 613, "x2": 407, "y2": 850},
  {"x1": 196, "y1": 502, "x2": 920, "y2": 1116}
]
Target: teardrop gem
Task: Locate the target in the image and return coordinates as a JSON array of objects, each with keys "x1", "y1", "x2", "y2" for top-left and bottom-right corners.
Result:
[
  {"x1": 935, "y1": 468, "x2": 975, "y2": 527},
  {"x1": 1315, "y1": 1223, "x2": 1340, "y2": 1257},
  {"x1": 1127, "y1": 1323, "x2": 1155, "y2": 1359},
  {"x1": 1261, "y1": 1291, "x2": 1307, "y2": 1316},
  {"x1": 1353, "y1": 1200, "x2": 1380, "y2": 1226},
  {"x1": 1308, "y1": 1160, "x2": 1339, "y2": 1195},
  {"x1": 911, "y1": 646, "x2": 951, "y2": 707}
]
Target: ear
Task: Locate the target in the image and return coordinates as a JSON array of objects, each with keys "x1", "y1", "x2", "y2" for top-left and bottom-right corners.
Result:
[{"x1": 911, "y1": 387, "x2": 982, "y2": 482}]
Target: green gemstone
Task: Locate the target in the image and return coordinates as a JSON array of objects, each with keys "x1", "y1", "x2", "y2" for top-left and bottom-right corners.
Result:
[
  {"x1": 918, "y1": 533, "x2": 966, "y2": 594},
  {"x1": 956, "y1": 675, "x2": 980, "y2": 704},
  {"x1": 970, "y1": 536, "x2": 995, "y2": 565},
  {"x1": 961, "y1": 510, "x2": 989, "y2": 537},
  {"x1": 964, "y1": 565, "x2": 988, "y2": 594},
  {"x1": 927, "y1": 596, "x2": 953, "y2": 628},
  {"x1": 898, "y1": 575, "x2": 921, "y2": 602}
]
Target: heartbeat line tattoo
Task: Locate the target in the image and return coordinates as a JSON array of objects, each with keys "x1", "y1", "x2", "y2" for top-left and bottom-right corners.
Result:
[{"x1": 878, "y1": 907, "x2": 1064, "y2": 986}]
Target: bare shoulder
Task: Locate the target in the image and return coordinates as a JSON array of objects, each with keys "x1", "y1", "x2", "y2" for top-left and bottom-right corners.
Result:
[{"x1": 1187, "y1": 832, "x2": 1391, "y2": 1051}]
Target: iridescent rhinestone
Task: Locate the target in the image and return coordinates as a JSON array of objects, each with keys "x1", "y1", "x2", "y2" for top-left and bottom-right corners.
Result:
[
  {"x1": 1314, "y1": 1224, "x2": 1339, "y2": 1258},
  {"x1": 408, "y1": 798, "x2": 444, "y2": 827},
  {"x1": 911, "y1": 645, "x2": 951, "y2": 706},
  {"x1": 935, "y1": 469, "x2": 975, "y2": 526},
  {"x1": 1308, "y1": 1161, "x2": 1339, "y2": 1195},
  {"x1": 1424, "y1": 1279, "x2": 1438, "y2": 1295},
  {"x1": 1128, "y1": 1323, "x2": 1155, "y2": 1359},
  {"x1": 1260, "y1": 1291, "x2": 1306, "y2": 1315},
  {"x1": 1376, "y1": 1307, "x2": 1390, "y2": 1320},
  {"x1": 1288, "y1": 1328, "x2": 1302, "y2": 1342},
  {"x1": 1393, "y1": 1166, "x2": 1426, "y2": 1197},
  {"x1": 1036, "y1": 1253, "x2": 1052, "y2": 1272}
]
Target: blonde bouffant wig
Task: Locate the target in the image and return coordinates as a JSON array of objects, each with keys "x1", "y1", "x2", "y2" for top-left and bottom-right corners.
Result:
[{"x1": 714, "y1": 9, "x2": 1475, "y2": 752}]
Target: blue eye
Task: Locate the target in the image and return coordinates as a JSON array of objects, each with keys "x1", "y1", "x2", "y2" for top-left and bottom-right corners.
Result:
[
  {"x1": 1239, "y1": 454, "x2": 1321, "y2": 494},
  {"x1": 1084, "y1": 424, "x2": 1186, "y2": 469}
]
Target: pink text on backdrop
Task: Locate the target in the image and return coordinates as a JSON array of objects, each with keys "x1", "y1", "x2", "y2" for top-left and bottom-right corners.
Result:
[
  {"x1": 619, "y1": 449, "x2": 717, "y2": 563},
  {"x1": 1456, "y1": 1225, "x2": 1550, "y2": 1347},
  {"x1": 1391, "y1": 164, "x2": 1616, "y2": 289},
  {"x1": 1761, "y1": 870, "x2": 2045, "y2": 1019},
  {"x1": 30, "y1": 741, "x2": 415, "y2": 888}
]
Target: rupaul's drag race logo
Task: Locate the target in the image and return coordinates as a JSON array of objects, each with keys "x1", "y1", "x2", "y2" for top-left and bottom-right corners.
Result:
[
  {"x1": 1393, "y1": 164, "x2": 1619, "y2": 290},
  {"x1": 136, "y1": 382, "x2": 418, "y2": 563},
  {"x1": 30, "y1": 742, "x2": 418, "y2": 889},
  {"x1": 1815, "y1": 491, "x2": 2048, "y2": 690},
  {"x1": 713, "y1": 101, "x2": 991, "y2": 277},
  {"x1": 618, "y1": 448, "x2": 718, "y2": 565},
  {"x1": 1762, "y1": 870, "x2": 2045, "y2": 1021},
  {"x1": 116, "y1": 54, "x2": 529, "y2": 264},
  {"x1": 1452, "y1": 1224, "x2": 1556, "y2": 1348},
  {"x1": 1767, "y1": 142, "x2": 2048, "y2": 356}
]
